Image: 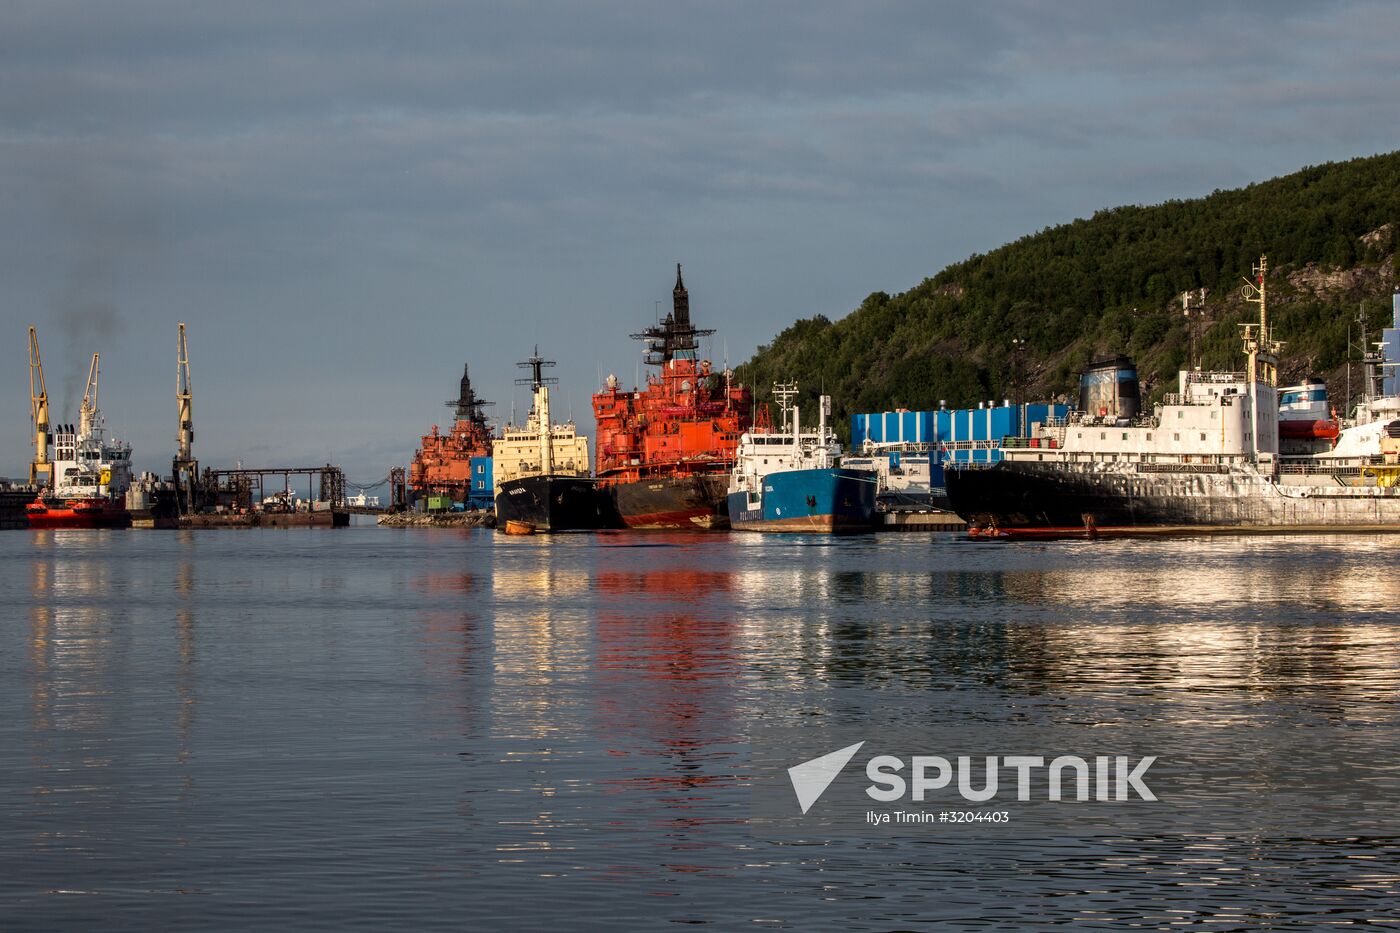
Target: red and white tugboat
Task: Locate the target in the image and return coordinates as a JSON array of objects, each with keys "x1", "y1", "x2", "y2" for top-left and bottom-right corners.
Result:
[{"x1": 26, "y1": 351, "x2": 134, "y2": 530}]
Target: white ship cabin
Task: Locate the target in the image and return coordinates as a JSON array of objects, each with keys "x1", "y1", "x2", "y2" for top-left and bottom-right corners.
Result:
[
  {"x1": 729, "y1": 387, "x2": 841, "y2": 495},
  {"x1": 843, "y1": 443, "x2": 936, "y2": 496},
  {"x1": 1011, "y1": 368, "x2": 1278, "y2": 467},
  {"x1": 493, "y1": 380, "x2": 590, "y2": 492},
  {"x1": 48, "y1": 422, "x2": 134, "y2": 498}
]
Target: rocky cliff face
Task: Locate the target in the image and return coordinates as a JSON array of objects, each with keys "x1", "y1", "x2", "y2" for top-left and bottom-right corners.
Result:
[{"x1": 1286, "y1": 256, "x2": 1394, "y2": 300}]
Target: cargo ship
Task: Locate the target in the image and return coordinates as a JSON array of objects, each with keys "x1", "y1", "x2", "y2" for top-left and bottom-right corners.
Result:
[
  {"x1": 25, "y1": 349, "x2": 134, "y2": 530},
  {"x1": 409, "y1": 364, "x2": 496, "y2": 510},
  {"x1": 495, "y1": 348, "x2": 619, "y2": 532},
  {"x1": 946, "y1": 257, "x2": 1400, "y2": 536},
  {"x1": 592, "y1": 265, "x2": 752, "y2": 528},
  {"x1": 726, "y1": 383, "x2": 876, "y2": 533}
]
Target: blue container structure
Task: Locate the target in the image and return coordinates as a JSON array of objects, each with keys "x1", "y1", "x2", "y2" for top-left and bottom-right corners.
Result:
[
  {"x1": 850, "y1": 402, "x2": 1070, "y2": 486},
  {"x1": 468, "y1": 456, "x2": 494, "y2": 510}
]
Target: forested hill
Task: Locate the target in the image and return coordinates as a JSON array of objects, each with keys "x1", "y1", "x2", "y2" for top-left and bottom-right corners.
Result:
[{"x1": 739, "y1": 151, "x2": 1400, "y2": 432}]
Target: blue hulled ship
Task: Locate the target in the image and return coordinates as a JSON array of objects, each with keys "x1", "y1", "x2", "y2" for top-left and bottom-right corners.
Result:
[{"x1": 726, "y1": 383, "x2": 876, "y2": 533}]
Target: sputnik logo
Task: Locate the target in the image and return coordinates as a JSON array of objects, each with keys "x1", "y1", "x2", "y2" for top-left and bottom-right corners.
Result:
[{"x1": 787, "y1": 741, "x2": 865, "y2": 814}]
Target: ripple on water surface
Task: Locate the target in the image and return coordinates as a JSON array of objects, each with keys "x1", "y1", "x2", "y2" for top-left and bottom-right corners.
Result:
[{"x1": 0, "y1": 527, "x2": 1396, "y2": 929}]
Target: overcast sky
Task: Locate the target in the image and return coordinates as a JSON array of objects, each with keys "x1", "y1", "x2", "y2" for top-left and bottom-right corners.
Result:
[{"x1": 3, "y1": 1, "x2": 1399, "y2": 483}]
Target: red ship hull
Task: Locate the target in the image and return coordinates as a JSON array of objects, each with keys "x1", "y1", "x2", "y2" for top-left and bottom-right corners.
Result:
[
  {"x1": 603, "y1": 473, "x2": 732, "y2": 529},
  {"x1": 27, "y1": 497, "x2": 132, "y2": 530}
]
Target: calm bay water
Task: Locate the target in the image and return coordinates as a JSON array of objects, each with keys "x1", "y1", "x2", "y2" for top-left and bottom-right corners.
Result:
[{"x1": 2, "y1": 525, "x2": 1398, "y2": 930}]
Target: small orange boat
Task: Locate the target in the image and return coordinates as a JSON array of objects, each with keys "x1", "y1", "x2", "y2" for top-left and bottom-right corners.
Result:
[{"x1": 503, "y1": 519, "x2": 536, "y2": 536}]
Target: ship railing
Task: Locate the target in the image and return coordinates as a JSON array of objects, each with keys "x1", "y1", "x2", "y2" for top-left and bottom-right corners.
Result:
[
  {"x1": 1278, "y1": 456, "x2": 1385, "y2": 476},
  {"x1": 1184, "y1": 371, "x2": 1247, "y2": 385},
  {"x1": 939, "y1": 439, "x2": 1005, "y2": 451},
  {"x1": 859, "y1": 441, "x2": 937, "y2": 454},
  {"x1": 1000, "y1": 436, "x2": 1062, "y2": 449},
  {"x1": 1161, "y1": 393, "x2": 1226, "y2": 407},
  {"x1": 1065, "y1": 411, "x2": 1160, "y2": 429},
  {"x1": 1136, "y1": 462, "x2": 1231, "y2": 474}
]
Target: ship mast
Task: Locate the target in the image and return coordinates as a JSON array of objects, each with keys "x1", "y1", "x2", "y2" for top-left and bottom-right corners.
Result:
[
  {"x1": 631, "y1": 264, "x2": 716, "y2": 367},
  {"x1": 28, "y1": 326, "x2": 50, "y2": 486},
  {"x1": 1239, "y1": 255, "x2": 1284, "y2": 462},
  {"x1": 445, "y1": 363, "x2": 494, "y2": 430},
  {"x1": 516, "y1": 346, "x2": 558, "y2": 474},
  {"x1": 772, "y1": 381, "x2": 799, "y2": 448}
]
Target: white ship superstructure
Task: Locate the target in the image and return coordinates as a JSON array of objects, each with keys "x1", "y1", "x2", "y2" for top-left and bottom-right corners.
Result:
[
  {"x1": 46, "y1": 353, "x2": 134, "y2": 502},
  {"x1": 727, "y1": 384, "x2": 842, "y2": 503},
  {"x1": 946, "y1": 258, "x2": 1400, "y2": 533}
]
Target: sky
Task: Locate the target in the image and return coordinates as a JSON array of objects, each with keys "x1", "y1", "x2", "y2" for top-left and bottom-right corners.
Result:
[{"x1": 3, "y1": 1, "x2": 1400, "y2": 485}]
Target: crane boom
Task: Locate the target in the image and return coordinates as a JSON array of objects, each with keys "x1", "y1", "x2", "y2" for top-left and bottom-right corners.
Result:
[
  {"x1": 173, "y1": 322, "x2": 199, "y2": 514},
  {"x1": 176, "y1": 323, "x2": 193, "y2": 460},
  {"x1": 79, "y1": 352, "x2": 100, "y2": 438},
  {"x1": 28, "y1": 326, "x2": 50, "y2": 486}
]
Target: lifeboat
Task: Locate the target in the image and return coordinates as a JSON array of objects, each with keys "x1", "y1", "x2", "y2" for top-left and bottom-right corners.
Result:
[{"x1": 1278, "y1": 418, "x2": 1341, "y2": 440}]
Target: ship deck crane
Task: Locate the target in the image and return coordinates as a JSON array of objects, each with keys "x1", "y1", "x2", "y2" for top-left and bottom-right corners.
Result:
[
  {"x1": 173, "y1": 323, "x2": 200, "y2": 513},
  {"x1": 78, "y1": 353, "x2": 100, "y2": 438},
  {"x1": 28, "y1": 326, "x2": 50, "y2": 487}
]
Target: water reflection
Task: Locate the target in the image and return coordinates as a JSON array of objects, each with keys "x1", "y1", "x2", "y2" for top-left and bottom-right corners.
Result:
[
  {"x1": 715, "y1": 536, "x2": 1400, "y2": 709},
  {"x1": 175, "y1": 555, "x2": 196, "y2": 796},
  {"x1": 25, "y1": 532, "x2": 121, "y2": 858},
  {"x1": 5, "y1": 529, "x2": 1398, "y2": 929}
]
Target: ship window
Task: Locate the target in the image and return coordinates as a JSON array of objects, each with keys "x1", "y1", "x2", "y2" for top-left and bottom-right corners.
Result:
[
  {"x1": 1100, "y1": 432, "x2": 1106, "y2": 440},
  {"x1": 1173, "y1": 433, "x2": 1180, "y2": 441},
  {"x1": 1211, "y1": 411, "x2": 1217, "y2": 420},
  {"x1": 1121, "y1": 433, "x2": 1128, "y2": 440},
  {"x1": 1177, "y1": 411, "x2": 1184, "y2": 419},
  {"x1": 1146, "y1": 433, "x2": 1152, "y2": 441},
  {"x1": 1200, "y1": 433, "x2": 1207, "y2": 441}
]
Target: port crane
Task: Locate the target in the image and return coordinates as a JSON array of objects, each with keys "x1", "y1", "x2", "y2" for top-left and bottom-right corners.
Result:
[
  {"x1": 172, "y1": 323, "x2": 200, "y2": 513},
  {"x1": 28, "y1": 326, "x2": 50, "y2": 487},
  {"x1": 78, "y1": 353, "x2": 100, "y2": 437}
]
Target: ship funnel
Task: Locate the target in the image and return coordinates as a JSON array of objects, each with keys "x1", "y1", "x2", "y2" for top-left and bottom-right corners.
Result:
[{"x1": 1079, "y1": 356, "x2": 1141, "y2": 422}]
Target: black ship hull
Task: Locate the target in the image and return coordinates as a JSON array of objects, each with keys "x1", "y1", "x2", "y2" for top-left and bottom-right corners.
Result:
[
  {"x1": 945, "y1": 461, "x2": 1400, "y2": 535},
  {"x1": 1, "y1": 489, "x2": 33, "y2": 530},
  {"x1": 495, "y1": 475, "x2": 621, "y2": 532},
  {"x1": 604, "y1": 473, "x2": 731, "y2": 530},
  {"x1": 945, "y1": 463, "x2": 1144, "y2": 531}
]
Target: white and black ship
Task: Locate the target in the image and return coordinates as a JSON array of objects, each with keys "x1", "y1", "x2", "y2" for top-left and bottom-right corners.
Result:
[{"x1": 947, "y1": 258, "x2": 1400, "y2": 535}]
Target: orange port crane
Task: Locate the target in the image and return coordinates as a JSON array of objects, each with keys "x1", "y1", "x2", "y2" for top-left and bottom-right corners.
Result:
[{"x1": 28, "y1": 326, "x2": 50, "y2": 486}]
